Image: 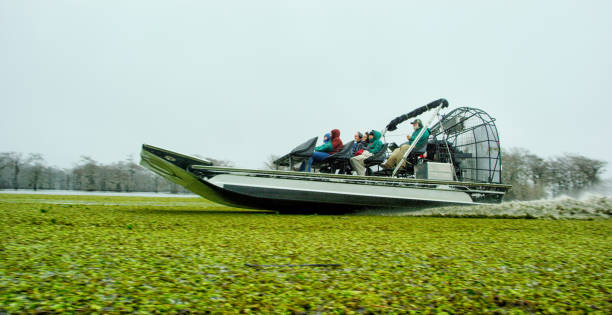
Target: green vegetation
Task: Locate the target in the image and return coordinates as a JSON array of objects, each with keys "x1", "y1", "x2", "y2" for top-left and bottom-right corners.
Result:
[{"x1": 1, "y1": 194, "x2": 610, "y2": 313}]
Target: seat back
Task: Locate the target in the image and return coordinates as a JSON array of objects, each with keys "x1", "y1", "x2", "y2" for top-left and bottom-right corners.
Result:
[
  {"x1": 324, "y1": 140, "x2": 354, "y2": 161},
  {"x1": 274, "y1": 137, "x2": 318, "y2": 168},
  {"x1": 311, "y1": 140, "x2": 354, "y2": 174},
  {"x1": 365, "y1": 143, "x2": 389, "y2": 166},
  {"x1": 290, "y1": 137, "x2": 318, "y2": 157}
]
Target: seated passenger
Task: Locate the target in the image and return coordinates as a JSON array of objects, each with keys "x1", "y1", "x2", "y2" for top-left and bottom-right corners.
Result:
[
  {"x1": 351, "y1": 131, "x2": 364, "y2": 156},
  {"x1": 362, "y1": 132, "x2": 369, "y2": 144},
  {"x1": 361, "y1": 131, "x2": 370, "y2": 147},
  {"x1": 350, "y1": 130, "x2": 383, "y2": 176},
  {"x1": 330, "y1": 129, "x2": 343, "y2": 155},
  {"x1": 381, "y1": 119, "x2": 430, "y2": 170},
  {"x1": 299, "y1": 129, "x2": 342, "y2": 172}
]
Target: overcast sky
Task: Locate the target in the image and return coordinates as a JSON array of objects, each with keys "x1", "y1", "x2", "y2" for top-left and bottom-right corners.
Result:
[{"x1": 1, "y1": 0, "x2": 611, "y2": 176}]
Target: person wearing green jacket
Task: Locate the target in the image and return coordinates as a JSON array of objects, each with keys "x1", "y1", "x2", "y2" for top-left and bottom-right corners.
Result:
[
  {"x1": 299, "y1": 129, "x2": 343, "y2": 172},
  {"x1": 350, "y1": 129, "x2": 383, "y2": 176},
  {"x1": 381, "y1": 119, "x2": 430, "y2": 170},
  {"x1": 314, "y1": 134, "x2": 332, "y2": 152}
]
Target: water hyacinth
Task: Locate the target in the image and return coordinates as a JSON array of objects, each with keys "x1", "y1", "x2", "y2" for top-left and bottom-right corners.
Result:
[{"x1": 0, "y1": 193, "x2": 610, "y2": 313}]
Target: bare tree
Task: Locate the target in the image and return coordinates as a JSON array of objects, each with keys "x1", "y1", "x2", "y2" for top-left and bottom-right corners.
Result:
[
  {"x1": 27, "y1": 153, "x2": 45, "y2": 191},
  {"x1": 503, "y1": 148, "x2": 607, "y2": 199},
  {"x1": 0, "y1": 153, "x2": 9, "y2": 171},
  {"x1": 2, "y1": 152, "x2": 25, "y2": 190},
  {"x1": 546, "y1": 154, "x2": 607, "y2": 197},
  {"x1": 501, "y1": 148, "x2": 545, "y2": 200},
  {"x1": 0, "y1": 153, "x2": 9, "y2": 188},
  {"x1": 524, "y1": 153, "x2": 547, "y2": 185},
  {"x1": 73, "y1": 156, "x2": 99, "y2": 191}
]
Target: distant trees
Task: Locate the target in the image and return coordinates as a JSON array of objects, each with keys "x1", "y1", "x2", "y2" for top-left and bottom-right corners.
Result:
[
  {"x1": 0, "y1": 153, "x2": 192, "y2": 194},
  {"x1": 0, "y1": 152, "x2": 241, "y2": 194},
  {"x1": 502, "y1": 149, "x2": 607, "y2": 200},
  {"x1": 0, "y1": 152, "x2": 29, "y2": 190},
  {"x1": 27, "y1": 153, "x2": 45, "y2": 191},
  {"x1": 546, "y1": 154, "x2": 607, "y2": 197},
  {"x1": 0, "y1": 149, "x2": 607, "y2": 200},
  {"x1": 0, "y1": 153, "x2": 9, "y2": 174}
]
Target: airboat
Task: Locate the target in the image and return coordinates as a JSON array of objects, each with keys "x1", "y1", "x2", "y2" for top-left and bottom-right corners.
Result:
[{"x1": 139, "y1": 99, "x2": 511, "y2": 210}]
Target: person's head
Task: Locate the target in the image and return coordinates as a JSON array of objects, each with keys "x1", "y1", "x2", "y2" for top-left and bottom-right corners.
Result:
[
  {"x1": 368, "y1": 132, "x2": 374, "y2": 141},
  {"x1": 370, "y1": 130, "x2": 381, "y2": 141},
  {"x1": 363, "y1": 132, "x2": 369, "y2": 142},
  {"x1": 411, "y1": 119, "x2": 423, "y2": 130},
  {"x1": 354, "y1": 131, "x2": 363, "y2": 141},
  {"x1": 323, "y1": 133, "x2": 331, "y2": 142},
  {"x1": 331, "y1": 129, "x2": 340, "y2": 139}
]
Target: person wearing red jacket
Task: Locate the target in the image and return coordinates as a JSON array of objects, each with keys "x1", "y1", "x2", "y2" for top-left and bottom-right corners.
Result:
[
  {"x1": 329, "y1": 129, "x2": 343, "y2": 155},
  {"x1": 299, "y1": 129, "x2": 343, "y2": 172}
]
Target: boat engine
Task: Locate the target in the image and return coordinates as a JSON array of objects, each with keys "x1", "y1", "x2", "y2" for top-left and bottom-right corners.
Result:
[{"x1": 429, "y1": 107, "x2": 502, "y2": 184}]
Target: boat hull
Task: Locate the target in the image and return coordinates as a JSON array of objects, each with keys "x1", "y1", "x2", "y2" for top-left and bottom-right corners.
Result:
[{"x1": 140, "y1": 144, "x2": 509, "y2": 211}]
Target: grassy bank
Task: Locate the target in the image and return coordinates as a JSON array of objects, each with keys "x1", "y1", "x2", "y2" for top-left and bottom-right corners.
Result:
[{"x1": 1, "y1": 194, "x2": 610, "y2": 313}]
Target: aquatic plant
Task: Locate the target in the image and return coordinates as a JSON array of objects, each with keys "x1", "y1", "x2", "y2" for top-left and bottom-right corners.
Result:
[{"x1": 1, "y1": 194, "x2": 610, "y2": 313}]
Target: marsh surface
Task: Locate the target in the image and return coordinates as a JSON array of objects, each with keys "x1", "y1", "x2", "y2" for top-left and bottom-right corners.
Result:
[{"x1": 1, "y1": 194, "x2": 610, "y2": 313}]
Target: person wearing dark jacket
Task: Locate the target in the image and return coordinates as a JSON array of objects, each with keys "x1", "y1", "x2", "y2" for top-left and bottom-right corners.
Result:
[
  {"x1": 299, "y1": 129, "x2": 343, "y2": 172},
  {"x1": 351, "y1": 131, "x2": 364, "y2": 155},
  {"x1": 350, "y1": 130, "x2": 383, "y2": 175},
  {"x1": 361, "y1": 132, "x2": 370, "y2": 148}
]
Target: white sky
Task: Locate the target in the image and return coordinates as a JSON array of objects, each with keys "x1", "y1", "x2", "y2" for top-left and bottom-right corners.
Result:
[{"x1": 1, "y1": 0, "x2": 611, "y2": 176}]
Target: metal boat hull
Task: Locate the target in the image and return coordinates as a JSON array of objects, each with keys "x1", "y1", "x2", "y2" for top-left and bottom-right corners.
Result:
[{"x1": 140, "y1": 144, "x2": 509, "y2": 211}]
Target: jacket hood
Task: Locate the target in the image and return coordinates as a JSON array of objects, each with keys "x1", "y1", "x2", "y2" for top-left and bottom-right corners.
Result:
[
  {"x1": 370, "y1": 130, "x2": 381, "y2": 141},
  {"x1": 330, "y1": 129, "x2": 340, "y2": 139},
  {"x1": 323, "y1": 133, "x2": 331, "y2": 143}
]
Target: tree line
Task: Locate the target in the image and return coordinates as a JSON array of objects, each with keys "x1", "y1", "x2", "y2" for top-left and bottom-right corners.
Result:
[
  {"x1": 0, "y1": 150, "x2": 607, "y2": 200},
  {"x1": 501, "y1": 149, "x2": 607, "y2": 200},
  {"x1": 0, "y1": 152, "x2": 231, "y2": 194}
]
